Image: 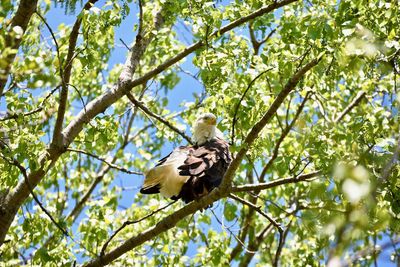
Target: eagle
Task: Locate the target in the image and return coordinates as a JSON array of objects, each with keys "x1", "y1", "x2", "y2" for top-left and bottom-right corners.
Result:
[{"x1": 140, "y1": 113, "x2": 232, "y2": 203}]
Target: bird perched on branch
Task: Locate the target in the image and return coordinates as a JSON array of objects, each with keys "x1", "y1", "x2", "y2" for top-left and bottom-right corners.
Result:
[{"x1": 140, "y1": 113, "x2": 232, "y2": 203}]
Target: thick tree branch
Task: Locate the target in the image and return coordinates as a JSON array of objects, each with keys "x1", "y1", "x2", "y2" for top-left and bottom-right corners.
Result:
[
  {"x1": 0, "y1": 2, "x2": 165, "y2": 247},
  {"x1": 51, "y1": 0, "x2": 98, "y2": 149},
  {"x1": 0, "y1": 0, "x2": 38, "y2": 98}
]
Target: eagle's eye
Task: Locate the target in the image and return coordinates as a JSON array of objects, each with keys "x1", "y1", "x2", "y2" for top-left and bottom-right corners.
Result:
[{"x1": 201, "y1": 114, "x2": 217, "y2": 125}]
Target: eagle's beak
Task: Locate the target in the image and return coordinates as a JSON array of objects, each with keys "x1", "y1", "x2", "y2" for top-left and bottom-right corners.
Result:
[{"x1": 208, "y1": 117, "x2": 217, "y2": 125}]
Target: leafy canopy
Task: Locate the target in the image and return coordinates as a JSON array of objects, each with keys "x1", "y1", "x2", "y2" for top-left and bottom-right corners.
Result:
[{"x1": 0, "y1": 0, "x2": 399, "y2": 266}]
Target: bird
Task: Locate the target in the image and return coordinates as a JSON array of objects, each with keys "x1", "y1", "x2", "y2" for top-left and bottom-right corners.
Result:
[{"x1": 140, "y1": 113, "x2": 232, "y2": 203}]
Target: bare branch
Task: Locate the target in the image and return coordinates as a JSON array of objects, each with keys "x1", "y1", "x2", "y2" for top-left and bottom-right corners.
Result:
[
  {"x1": 229, "y1": 194, "x2": 283, "y2": 232},
  {"x1": 232, "y1": 171, "x2": 321, "y2": 193},
  {"x1": 211, "y1": 209, "x2": 257, "y2": 255},
  {"x1": 35, "y1": 11, "x2": 63, "y2": 78},
  {"x1": 67, "y1": 148, "x2": 143, "y2": 175},
  {"x1": 333, "y1": 90, "x2": 366, "y2": 123},
  {"x1": 119, "y1": 38, "x2": 131, "y2": 51},
  {"x1": 126, "y1": 92, "x2": 193, "y2": 144}
]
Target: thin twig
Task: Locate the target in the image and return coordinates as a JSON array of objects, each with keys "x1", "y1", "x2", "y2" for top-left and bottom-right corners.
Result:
[
  {"x1": 119, "y1": 38, "x2": 131, "y2": 51},
  {"x1": 100, "y1": 200, "x2": 177, "y2": 256},
  {"x1": 210, "y1": 209, "x2": 257, "y2": 255},
  {"x1": 232, "y1": 171, "x2": 321, "y2": 193},
  {"x1": 67, "y1": 148, "x2": 143, "y2": 175},
  {"x1": 229, "y1": 193, "x2": 283, "y2": 232},
  {"x1": 231, "y1": 68, "x2": 273, "y2": 145},
  {"x1": 35, "y1": 11, "x2": 63, "y2": 77},
  {"x1": 126, "y1": 92, "x2": 193, "y2": 144},
  {"x1": 51, "y1": 0, "x2": 98, "y2": 148}
]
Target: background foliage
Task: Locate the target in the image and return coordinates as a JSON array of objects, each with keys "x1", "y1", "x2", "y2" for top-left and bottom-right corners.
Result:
[{"x1": 0, "y1": 0, "x2": 399, "y2": 266}]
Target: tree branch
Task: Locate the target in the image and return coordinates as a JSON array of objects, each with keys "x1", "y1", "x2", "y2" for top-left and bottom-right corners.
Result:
[
  {"x1": 258, "y1": 92, "x2": 311, "y2": 182},
  {"x1": 51, "y1": 0, "x2": 98, "y2": 149},
  {"x1": 333, "y1": 90, "x2": 366, "y2": 123},
  {"x1": 273, "y1": 220, "x2": 292, "y2": 267},
  {"x1": 0, "y1": 1, "x2": 166, "y2": 247},
  {"x1": 229, "y1": 194, "x2": 283, "y2": 232},
  {"x1": 232, "y1": 171, "x2": 322, "y2": 193},
  {"x1": 221, "y1": 56, "x2": 323, "y2": 189},
  {"x1": 211, "y1": 209, "x2": 257, "y2": 255},
  {"x1": 231, "y1": 68, "x2": 273, "y2": 145},
  {"x1": 1, "y1": 155, "x2": 69, "y2": 238},
  {"x1": 35, "y1": 11, "x2": 63, "y2": 79},
  {"x1": 0, "y1": 0, "x2": 38, "y2": 98},
  {"x1": 100, "y1": 200, "x2": 176, "y2": 256},
  {"x1": 67, "y1": 148, "x2": 143, "y2": 175},
  {"x1": 126, "y1": 92, "x2": 193, "y2": 144}
]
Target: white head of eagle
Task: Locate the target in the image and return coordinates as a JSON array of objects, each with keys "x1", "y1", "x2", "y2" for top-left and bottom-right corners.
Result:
[{"x1": 140, "y1": 113, "x2": 232, "y2": 203}]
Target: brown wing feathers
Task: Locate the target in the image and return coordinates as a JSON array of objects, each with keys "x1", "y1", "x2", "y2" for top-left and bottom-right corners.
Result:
[
  {"x1": 177, "y1": 138, "x2": 231, "y2": 203},
  {"x1": 141, "y1": 138, "x2": 231, "y2": 203}
]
